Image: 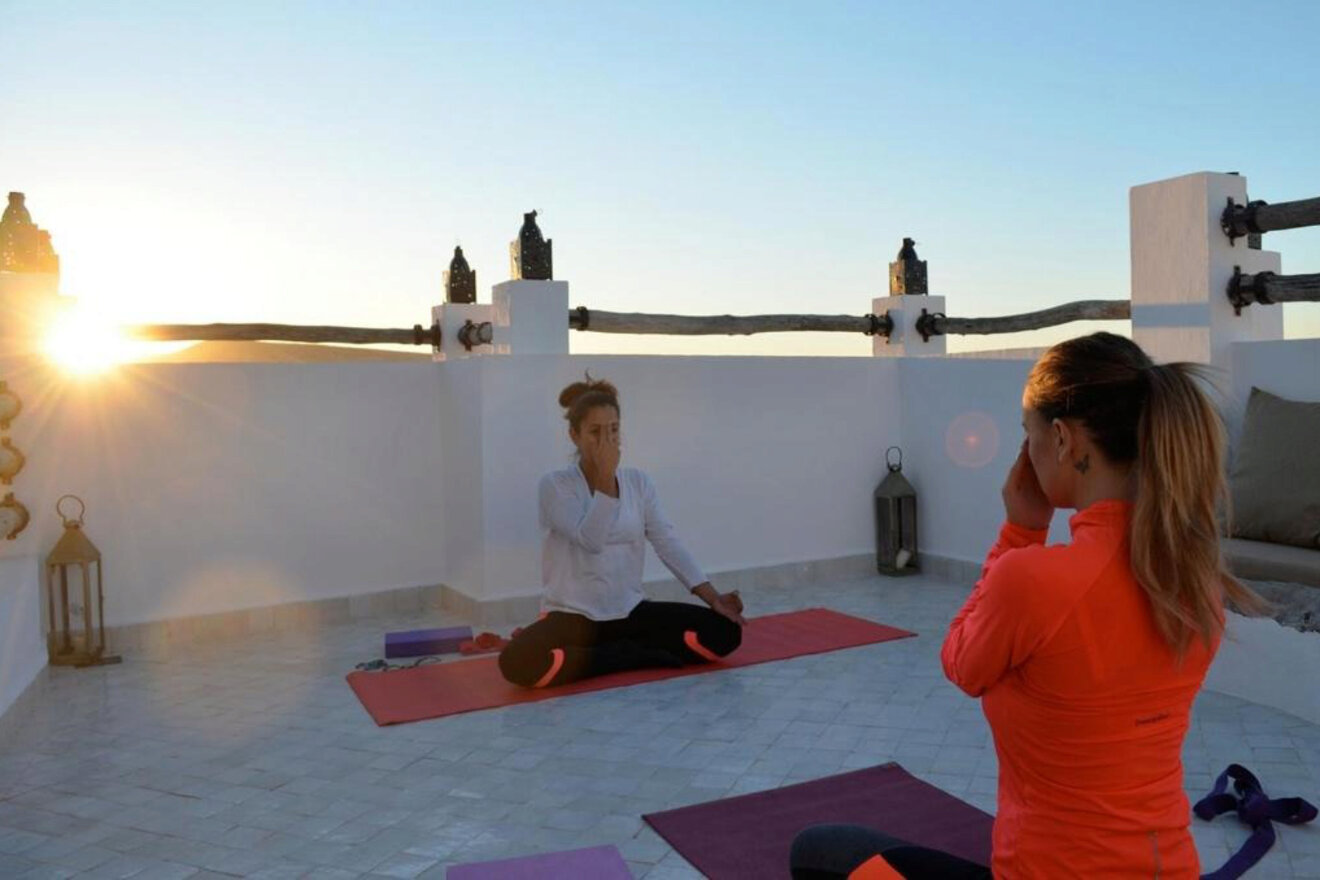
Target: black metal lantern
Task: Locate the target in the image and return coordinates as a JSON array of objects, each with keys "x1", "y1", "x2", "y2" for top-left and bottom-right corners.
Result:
[
  {"x1": 874, "y1": 446, "x2": 918, "y2": 576},
  {"x1": 444, "y1": 246, "x2": 477, "y2": 304},
  {"x1": 888, "y1": 237, "x2": 927, "y2": 296}
]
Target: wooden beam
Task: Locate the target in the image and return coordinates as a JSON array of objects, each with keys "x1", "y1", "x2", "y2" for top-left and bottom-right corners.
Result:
[
  {"x1": 126, "y1": 323, "x2": 437, "y2": 346},
  {"x1": 1229, "y1": 271, "x2": 1320, "y2": 312},
  {"x1": 928, "y1": 300, "x2": 1131, "y2": 336},
  {"x1": 1224, "y1": 196, "x2": 1320, "y2": 238},
  {"x1": 568, "y1": 310, "x2": 883, "y2": 336}
]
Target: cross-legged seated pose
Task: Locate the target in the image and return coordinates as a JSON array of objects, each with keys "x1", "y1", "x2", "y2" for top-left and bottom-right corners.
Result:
[
  {"x1": 498, "y1": 375, "x2": 745, "y2": 689},
  {"x1": 792, "y1": 333, "x2": 1263, "y2": 879}
]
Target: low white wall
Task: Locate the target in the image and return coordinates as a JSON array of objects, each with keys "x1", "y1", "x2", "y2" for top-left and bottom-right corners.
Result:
[
  {"x1": 0, "y1": 555, "x2": 45, "y2": 720},
  {"x1": 10, "y1": 339, "x2": 1311, "y2": 632},
  {"x1": 1207, "y1": 613, "x2": 1320, "y2": 725},
  {"x1": 458, "y1": 356, "x2": 903, "y2": 600},
  {"x1": 1, "y1": 355, "x2": 908, "y2": 623},
  {"x1": 3, "y1": 361, "x2": 450, "y2": 626}
]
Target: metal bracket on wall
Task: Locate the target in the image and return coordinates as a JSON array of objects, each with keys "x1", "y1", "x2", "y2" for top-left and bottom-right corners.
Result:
[
  {"x1": 914, "y1": 308, "x2": 945, "y2": 343},
  {"x1": 865, "y1": 312, "x2": 894, "y2": 338},
  {"x1": 1221, "y1": 196, "x2": 1269, "y2": 245},
  {"x1": 413, "y1": 322, "x2": 442, "y2": 348},
  {"x1": 457, "y1": 320, "x2": 493, "y2": 351},
  {"x1": 1227, "y1": 266, "x2": 1276, "y2": 316}
]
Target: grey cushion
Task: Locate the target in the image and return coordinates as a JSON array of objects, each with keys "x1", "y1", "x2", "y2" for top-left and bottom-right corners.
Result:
[
  {"x1": 1223, "y1": 537, "x2": 1320, "y2": 588},
  {"x1": 1229, "y1": 387, "x2": 1320, "y2": 549}
]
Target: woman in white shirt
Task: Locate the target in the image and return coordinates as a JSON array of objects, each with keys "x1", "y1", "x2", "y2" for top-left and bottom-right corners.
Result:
[{"x1": 498, "y1": 376, "x2": 746, "y2": 688}]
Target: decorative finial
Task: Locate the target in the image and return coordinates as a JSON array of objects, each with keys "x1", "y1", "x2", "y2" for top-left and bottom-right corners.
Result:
[
  {"x1": 888, "y1": 236, "x2": 927, "y2": 296},
  {"x1": 1, "y1": 192, "x2": 60, "y2": 274},
  {"x1": 444, "y1": 245, "x2": 477, "y2": 304},
  {"x1": 510, "y1": 210, "x2": 553, "y2": 280}
]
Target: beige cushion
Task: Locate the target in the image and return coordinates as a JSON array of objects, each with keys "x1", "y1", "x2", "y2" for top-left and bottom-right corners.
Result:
[
  {"x1": 1229, "y1": 387, "x2": 1320, "y2": 549},
  {"x1": 1223, "y1": 537, "x2": 1320, "y2": 588}
]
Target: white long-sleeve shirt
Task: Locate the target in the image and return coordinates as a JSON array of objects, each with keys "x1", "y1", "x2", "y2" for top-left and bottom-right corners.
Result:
[{"x1": 538, "y1": 465, "x2": 708, "y2": 620}]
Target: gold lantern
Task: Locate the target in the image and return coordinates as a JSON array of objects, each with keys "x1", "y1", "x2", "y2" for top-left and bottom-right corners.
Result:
[
  {"x1": 0, "y1": 380, "x2": 20, "y2": 429},
  {"x1": 45, "y1": 495, "x2": 120, "y2": 667}
]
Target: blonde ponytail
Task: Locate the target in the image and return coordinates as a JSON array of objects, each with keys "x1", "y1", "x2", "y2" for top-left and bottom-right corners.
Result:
[{"x1": 1130, "y1": 364, "x2": 1263, "y2": 653}]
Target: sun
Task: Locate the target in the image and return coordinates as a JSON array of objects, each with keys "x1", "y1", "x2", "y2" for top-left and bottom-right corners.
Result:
[{"x1": 42, "y1": 304, "x2": 135, "y2": 375}]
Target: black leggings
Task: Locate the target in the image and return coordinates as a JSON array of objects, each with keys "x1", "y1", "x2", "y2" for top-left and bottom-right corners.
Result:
[
  {"x1": 497, "y1": 600, "x2": 742, "y2": 688},
  {"x1": 790, "y1": 825, "x2": 990, "y2": 880}
]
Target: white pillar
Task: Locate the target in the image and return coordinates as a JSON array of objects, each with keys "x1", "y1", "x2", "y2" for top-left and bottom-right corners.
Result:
[
  {"x1": 430, "y1": 303, "x2": 494, "y2": 362},
  {"x1": 871, "y1": 295, "x2": 947, "y2": 357},
  {"x1": 491, "y1": 280, "x2": 570, "y2": 356},
  {"x1": 1130, "y1": 172, "x2": 1283, "y2": 369}
]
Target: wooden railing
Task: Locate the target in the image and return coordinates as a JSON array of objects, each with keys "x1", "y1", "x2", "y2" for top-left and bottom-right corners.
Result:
[{"x1": 126, "y1": 297, "x2": 1142, "y2": 348}]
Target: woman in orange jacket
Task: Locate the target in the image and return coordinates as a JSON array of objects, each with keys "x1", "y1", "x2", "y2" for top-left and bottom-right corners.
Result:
[{"x1": 792, "y1": 332, "x2": 1261, "y2": 879}]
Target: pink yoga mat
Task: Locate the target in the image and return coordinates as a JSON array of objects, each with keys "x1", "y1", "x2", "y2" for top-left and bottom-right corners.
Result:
[
  {"x1": 643, "y1": 763, "x2": 994, "y2": 879},
  {"x1": 447, "y1": 844, "x2": 631, "y2": 879},
  {"x1": 347, "y1": 608, "x2": 913, "y2": 726}
]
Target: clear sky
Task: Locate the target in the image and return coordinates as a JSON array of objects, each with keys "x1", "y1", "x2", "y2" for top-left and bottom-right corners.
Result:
[{"x1": 4, "y1": 0, "x2": 1318, "y2": 356}]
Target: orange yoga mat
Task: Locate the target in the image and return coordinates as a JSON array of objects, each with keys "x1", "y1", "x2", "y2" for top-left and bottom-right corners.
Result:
[{"x1": 346, "y1": 608, "x2": 914, "y2": 726}]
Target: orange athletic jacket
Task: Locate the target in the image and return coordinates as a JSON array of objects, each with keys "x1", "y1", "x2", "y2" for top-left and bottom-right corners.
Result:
[{"x1": 942, "y1": 500, "x2": 1218, "y2": 879}]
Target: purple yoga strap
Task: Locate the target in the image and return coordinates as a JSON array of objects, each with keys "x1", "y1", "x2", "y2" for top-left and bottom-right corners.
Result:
[{"x1": 1194, "y1": 763, "x2": 1317, "y2": 880}]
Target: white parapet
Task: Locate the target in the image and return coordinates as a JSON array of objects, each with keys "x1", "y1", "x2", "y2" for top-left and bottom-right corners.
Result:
[
  {"x1": 0, "y1": 554, "x2": 47, "y2": 722},
  {"x1": 491, "y1": 280, "x2": 569, "y2": 356},
  {"x1": 431, "y1": 303, "x2": 494, "y2": 362},
  {"x1": 0, "y1": 272, "x2": 60, "y2": 358},
  {"x1": 1129, "y1": 172, "x2": 1283, "y2": 369},
  {"x1": 871, "y1": 295, "x2": 948, "y2": 357}
]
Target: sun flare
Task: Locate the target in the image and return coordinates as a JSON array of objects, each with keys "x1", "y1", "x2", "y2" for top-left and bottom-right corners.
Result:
[{"x1": 42, "y1": 305, "x2": 135, "y2": 375}]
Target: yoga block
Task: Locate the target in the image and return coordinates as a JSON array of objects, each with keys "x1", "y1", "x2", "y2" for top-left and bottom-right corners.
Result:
[{"x1": 384, "y1": 625, "x2": 473, "y2": 658}]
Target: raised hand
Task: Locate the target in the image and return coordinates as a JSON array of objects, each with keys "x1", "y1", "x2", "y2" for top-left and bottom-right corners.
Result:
[
  {"x1": 1003, "y1": 440, "x2": 1054, "y2": 531},
  {"x1": 586, "y1": 432, "x2": 621, "y2": 496}
]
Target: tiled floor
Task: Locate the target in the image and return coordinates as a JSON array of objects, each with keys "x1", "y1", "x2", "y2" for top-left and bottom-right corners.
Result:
[{"x1": 1, "y1": 573, "x2": 1318, "y2": 879}]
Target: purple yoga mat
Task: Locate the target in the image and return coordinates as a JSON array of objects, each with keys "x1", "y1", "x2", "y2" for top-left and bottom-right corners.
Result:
[
  {"x1": 643, "y1": 762, "x2": 994, "y2": 879},
  {"x1": 446, "y1": 844, "x2": 631, "y2": 879}
]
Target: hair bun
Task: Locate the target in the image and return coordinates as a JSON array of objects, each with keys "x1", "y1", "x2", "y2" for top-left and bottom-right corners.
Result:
[{"x1": 558, "y1": 373, "x2": 618, "y2": 410}]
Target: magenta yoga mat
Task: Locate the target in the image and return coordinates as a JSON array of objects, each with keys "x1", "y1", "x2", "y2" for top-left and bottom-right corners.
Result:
[{"x1": 643, "y1": 762, "x2": 994, "y2": 879}]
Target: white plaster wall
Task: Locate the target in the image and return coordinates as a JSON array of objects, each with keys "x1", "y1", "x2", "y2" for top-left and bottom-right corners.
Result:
[
  {"x1": 470, "y1": 356, "x2": 903, "y2": 599},
  {"x1": 435, "y1": 358, "x2": 486, "y2": 600},
  {"x1": 1, "y1": 354, "x2": 910, "y2": 621},
  {"x1": 0, "y1": 555, "x2": 45, "y2": 720},
  {"x1": 899, "y1": 358, "x2": 1071, "y2": 567},
  {"x1": 2, "y1": 362, "x2": 450, "y2": 625},
  {"x1": 1227, "y1": 338, "x2": 1320, "y2": 435},
  {"x1": 10, "y1": 340, "x2": 1309, "y2": 630}
]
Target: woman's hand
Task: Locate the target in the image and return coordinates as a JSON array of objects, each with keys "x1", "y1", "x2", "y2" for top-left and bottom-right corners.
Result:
[
  {"x1": 714, "y1": 591, "x2": 746, "y2": 626},
  {"x1": 1003, "y1": 440, "x2": 1053, "y2": 531},
  {"x1": 585, "y1": 434, "x2": 620, "y2": 496},
  {"x1": 694, "y1": 582, "x2": 747, "y2": 626}
]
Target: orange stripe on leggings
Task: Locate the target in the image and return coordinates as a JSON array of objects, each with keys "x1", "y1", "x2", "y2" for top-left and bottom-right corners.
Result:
[
  {"x1": 683, "y1": 630, "x2": 720, "y2": 662},
  {"x1": 533, "y1": 648, "x2": 565, "y2": 688},
  {"x1": 848, "y1": 854, "x2": 904, "y2": 880}
]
